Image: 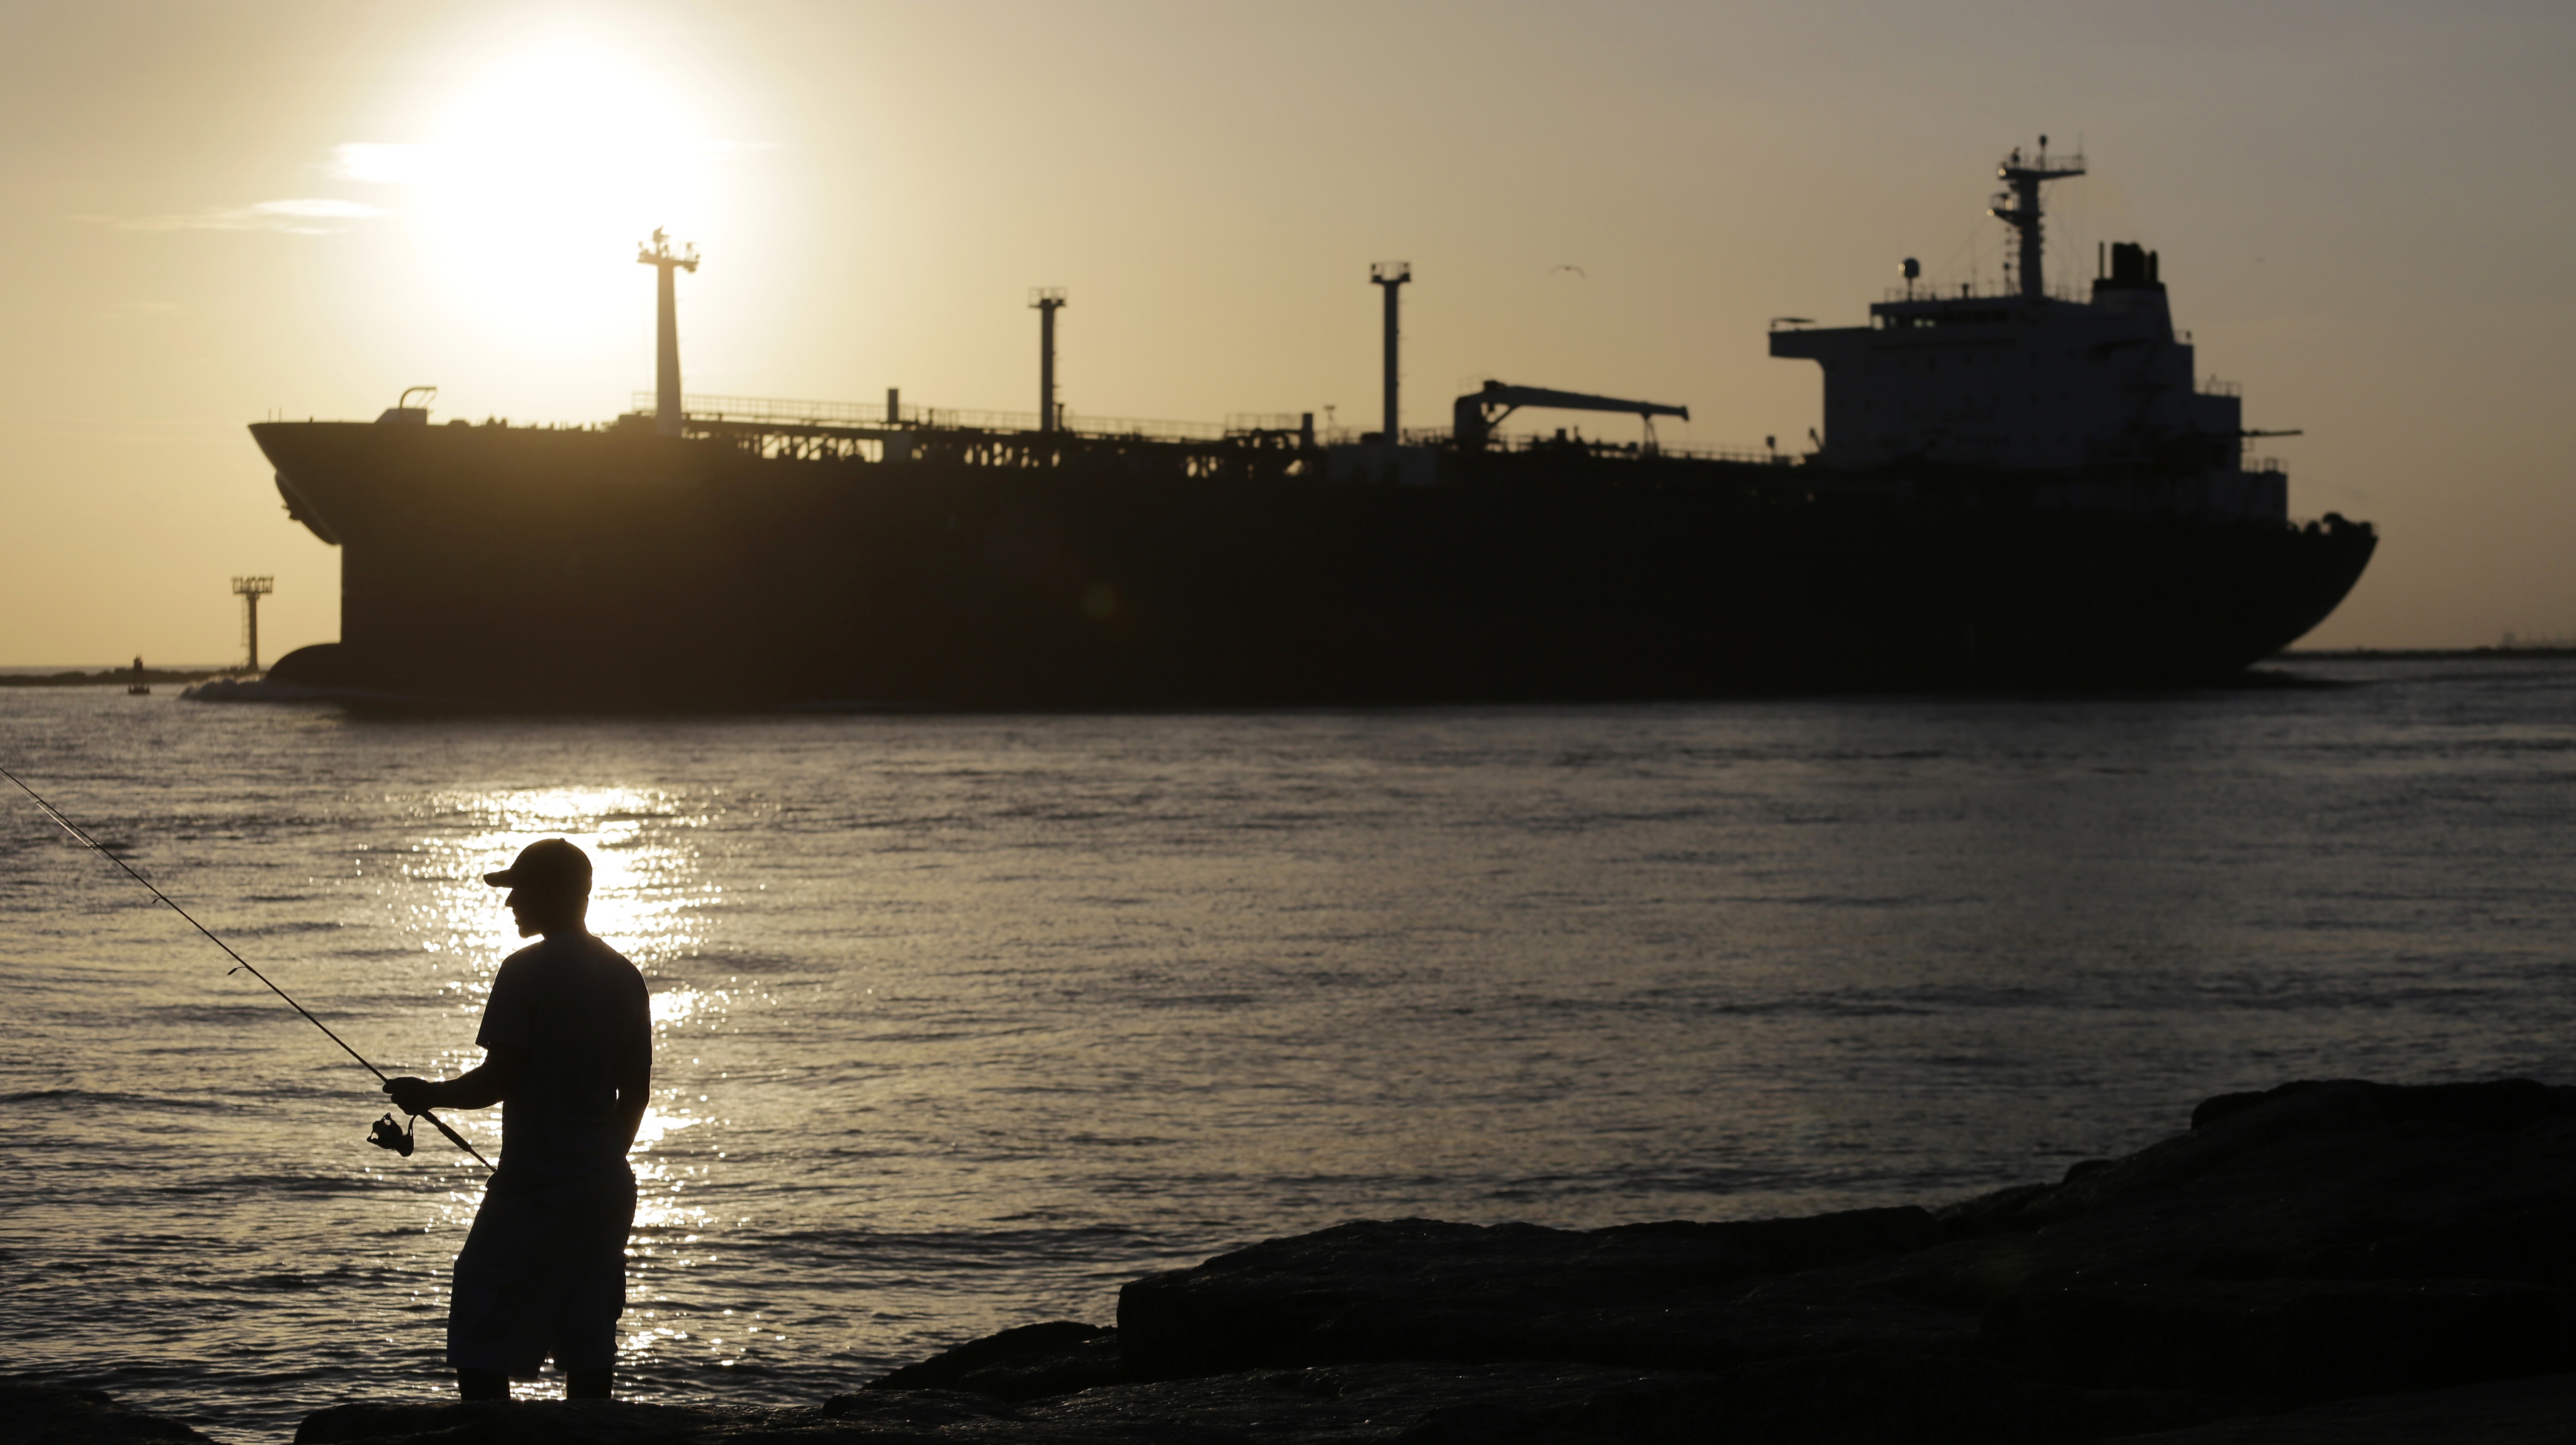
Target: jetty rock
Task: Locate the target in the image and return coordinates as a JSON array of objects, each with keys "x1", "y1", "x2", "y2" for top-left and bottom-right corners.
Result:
[
  {"x1": 46, "y1": 1077, "x2": 2576, "y2": 1442},
  {"x1": 862, "y1": 1077, "x2": 2576, "y2": 1440},
  {"x1": 0, "y1": 1381, "x2": 218, "y2": 1443}
]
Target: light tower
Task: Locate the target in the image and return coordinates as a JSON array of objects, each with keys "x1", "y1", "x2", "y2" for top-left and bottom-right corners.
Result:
[
  {"x1": 638, "y1": 229, "x2": 700, "y2": 436},
  {"x1": 1030, "y1": 288, "x2": 1067, "y2": 431},
  {"x1": 231, "y1": 575, "x2": 274, "y2": 673},
  {"x1": 1989, "y1": 137, "x2": 2084, "y2": 299},
  {"x1": 1370, "y1": 261, "x2": 1411, "y2": 447}
]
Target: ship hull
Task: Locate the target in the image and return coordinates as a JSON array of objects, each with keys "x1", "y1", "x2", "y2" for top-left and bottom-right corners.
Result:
[{"x1": 252, "y1": 423, "x2": 2374, "y2": 710}]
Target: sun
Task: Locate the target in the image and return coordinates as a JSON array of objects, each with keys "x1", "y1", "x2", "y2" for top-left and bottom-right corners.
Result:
[{"x1": 387, "y1": 37, "x2": 734, "y2": 365}]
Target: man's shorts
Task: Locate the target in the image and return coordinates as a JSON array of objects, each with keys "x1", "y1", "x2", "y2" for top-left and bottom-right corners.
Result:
[{"x1": 447, "y1": 1167, "x2": 637, "y2": 1376}]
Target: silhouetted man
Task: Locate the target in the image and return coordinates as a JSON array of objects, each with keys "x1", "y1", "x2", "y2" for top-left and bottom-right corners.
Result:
[{"x1": 385, "y1": 838, "x2": 652, "y2": 1402}]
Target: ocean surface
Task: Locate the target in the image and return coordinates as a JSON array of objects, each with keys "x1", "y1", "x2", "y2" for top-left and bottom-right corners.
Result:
[{"x1": 6, "y1": 658, "x2": 2575, "y2": 1439}]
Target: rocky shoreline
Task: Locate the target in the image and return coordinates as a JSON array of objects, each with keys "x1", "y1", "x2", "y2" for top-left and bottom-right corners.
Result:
[{"x1": 17, "y1": 1077, "x2": 2576, "y2": 1442}]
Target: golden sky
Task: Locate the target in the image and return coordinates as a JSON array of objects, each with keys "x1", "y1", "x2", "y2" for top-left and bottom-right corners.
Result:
[{"x1": 3, "y1": 0, "x2": 2568, "y2": 664}]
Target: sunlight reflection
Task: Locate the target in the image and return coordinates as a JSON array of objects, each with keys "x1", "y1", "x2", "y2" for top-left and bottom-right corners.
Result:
[
  {"x1": 391, "y1": 783, "x2": 731, "y2": 1239},
  {"x1": 403, "y1": 784, "x2": 716, "y2": 987}
]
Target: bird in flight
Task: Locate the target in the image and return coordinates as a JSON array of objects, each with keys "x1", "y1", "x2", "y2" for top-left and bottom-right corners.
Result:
[{"x1": 1548, "y1": 264, "x2": 1587, "y2": 279}]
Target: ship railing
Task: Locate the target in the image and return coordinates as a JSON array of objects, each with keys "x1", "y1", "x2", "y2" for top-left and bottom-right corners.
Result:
[
  {"x1": 636, "y1": 392, "x2": 1235, "y2": 442},
  {"x1": 1875, "y1": 278, "x2": 2098, "y2": 306},
  {"x1": 942, "y1": 408, "x2": 1234, "y2": 441},
  {"x1": 1360, "y1": 425, "x2": 1794, "y2": 466},
  {"x1": 633, "y1": 394, "x2": 1798, "y2": 464},
  {"x1": 645, "y1": 393, "x2": 898, "y2": 427}
]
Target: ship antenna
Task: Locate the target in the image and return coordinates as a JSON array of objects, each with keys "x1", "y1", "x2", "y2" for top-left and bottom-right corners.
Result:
[
  {"x1": 638, "y1": 230, "x2": 701, "y2": 437},
  {"x1": 1989, "y1": 139, "x2": 2085, "y2": 299}
]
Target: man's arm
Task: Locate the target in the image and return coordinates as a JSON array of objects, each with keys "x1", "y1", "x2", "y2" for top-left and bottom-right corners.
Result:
[
  {"x1": 384, "y1": 1045, "x2": 524, "y2": 1114},
  {"x1": 613, "y1": 1047, "x2": 650, "y2": 1151}
]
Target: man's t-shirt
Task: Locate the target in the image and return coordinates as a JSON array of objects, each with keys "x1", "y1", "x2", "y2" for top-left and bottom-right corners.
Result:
[{"x1": 475, "y1": 932, "x2": 651, "y2": 1184}]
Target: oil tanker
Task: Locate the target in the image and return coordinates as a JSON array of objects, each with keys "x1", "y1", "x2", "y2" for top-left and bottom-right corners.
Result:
[{"x1": 244, "y1": 145, "x2": 2373, "y2": 709}]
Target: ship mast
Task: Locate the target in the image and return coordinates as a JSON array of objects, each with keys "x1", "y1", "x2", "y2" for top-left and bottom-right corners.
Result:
[
  {"x1": 638, "y1": 229, "x2": 700, "y2": 437},
  {"x1": 1371, "y1": 261, "x2": 1410, "y2": 452},
  {"x1": 1989, "y1": 138, "x2": 2084, "y2": 299}
]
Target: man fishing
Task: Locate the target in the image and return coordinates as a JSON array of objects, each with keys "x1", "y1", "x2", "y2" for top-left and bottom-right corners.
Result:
[{"x1": 384, "y1": 838, "x2": 652, "y2": 1403}]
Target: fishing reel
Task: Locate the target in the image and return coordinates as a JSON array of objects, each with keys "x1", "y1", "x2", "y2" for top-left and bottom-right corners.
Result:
[{"x1": 368, "y1": 1111, "x2": 417, "y2": 1157}]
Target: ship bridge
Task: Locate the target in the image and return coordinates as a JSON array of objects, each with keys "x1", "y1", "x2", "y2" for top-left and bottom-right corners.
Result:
[{"x1": 1767, "y1": 149, "x2": 2286, "y2": 523}]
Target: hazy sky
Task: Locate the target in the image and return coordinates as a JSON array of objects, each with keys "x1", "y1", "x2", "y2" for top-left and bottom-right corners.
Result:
[{"x1": 3, "y1": 0, "x2": 2569, "y2": 664}]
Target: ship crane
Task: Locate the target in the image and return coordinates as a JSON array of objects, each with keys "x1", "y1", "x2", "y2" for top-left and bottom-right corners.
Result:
[{"x1": 1451, "y1": 380, "x2": 1689, "y2": 453}]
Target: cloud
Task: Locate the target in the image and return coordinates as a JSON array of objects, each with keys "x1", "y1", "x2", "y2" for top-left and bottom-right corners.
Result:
[
  {"x1": 328, "y1": 143, "x2": 437, "y2": 185},
  {"x1": 97, "y1": 198, "x2": 390, "y2": 235}
]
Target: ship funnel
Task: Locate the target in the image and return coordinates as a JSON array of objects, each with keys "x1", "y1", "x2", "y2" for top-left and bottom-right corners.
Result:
[{"x1": 638, "y1": 229, "x2": 701, "y2": 437}]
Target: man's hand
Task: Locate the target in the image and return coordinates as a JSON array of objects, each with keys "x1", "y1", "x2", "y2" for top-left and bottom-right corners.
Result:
[{"x1": 385, "y1": 1048, "x2": 519, "y2": 1114}]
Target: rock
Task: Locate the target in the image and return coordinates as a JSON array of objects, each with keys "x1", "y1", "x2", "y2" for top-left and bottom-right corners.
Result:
[
  {"x1": 2186, "y1": 1078, "x2": 2571, "y2": 1134},
  {"x1": 816, "y1": 1387, "x2": 1043, "y2": 1431},
  {"x1": 1980, "y1": 1278, "x2": 2562, "y2": 1400},
  {"x1": 292, "y1": 1398, "x2": 754, "y2": 1443},
  {"x1": 1387, "y1": 1352, "x2": 2235, "y2": 1445},
  {"x1": 1941, "y1": 1077, "x2": 2576, "y2": 1245},
  {"x1": 1027, "y1": 1362, "x2": 1690, "y2": 1443},
  {"x1": 1116, "y1": 1208, "x2": 1958, "y2": 1379},
  {"x1": 1081, "y1": 1078, "x2": 2576, "y2": 1433},
  {"x1": 1869, "y1": 1077, "x2": 2576, "y2": 1315},
  {"x1": 0, "y1": 1382, "x2": 217, "y2": 1444},
  {"x1": 292, "y1": 1393, "x2": 1047, "y2": 1442},
  {"x1": 2107, "y1": 1371, "x2": 2576, "y2": 1443},
  {"x1": 1013, "y1": 1354, "x2": 2229, "y2": 1444},
  {"x1": 859, "y1": 1321, "x2": 1125, "y2": 1402}
]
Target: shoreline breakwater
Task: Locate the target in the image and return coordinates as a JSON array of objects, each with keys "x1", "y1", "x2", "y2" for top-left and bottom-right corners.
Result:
[{"x1": 19, "y1": 1075, "x2": 2576, "y2": 1443}]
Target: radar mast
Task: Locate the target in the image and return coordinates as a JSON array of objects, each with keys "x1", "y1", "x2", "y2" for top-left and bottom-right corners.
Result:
[{"x1": 1989, "y1": 138, "x2": 2085, "y2": 299}]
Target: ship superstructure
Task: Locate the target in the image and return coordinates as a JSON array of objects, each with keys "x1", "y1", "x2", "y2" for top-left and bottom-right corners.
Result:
[
  {"x1": 1770, "y1": 143, "x2": 2281, "y2": 518},
  {"x1": 242, "y1": 143, "x2": 2374, "y2": 710}
]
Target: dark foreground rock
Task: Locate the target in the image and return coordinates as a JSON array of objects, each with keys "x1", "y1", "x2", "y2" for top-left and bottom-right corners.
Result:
[
  {"x1": 860, "y1": 1321, "x2": 1125, "y2": 1402},
  {"x1": 0, "y1": 1382, "x2": 217, "y2": 1443},
  {"x1": 2112, "y1": 1371, "x2": 2576, "y2": 1443},
  {"x1": 38, "y1": 1079, "x2": 2576, "y2": 1442}
]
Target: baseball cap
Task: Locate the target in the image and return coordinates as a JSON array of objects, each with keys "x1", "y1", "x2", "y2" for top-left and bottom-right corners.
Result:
[{"x1": 482, "y1": 837, "x2": 592, "y2": 893}]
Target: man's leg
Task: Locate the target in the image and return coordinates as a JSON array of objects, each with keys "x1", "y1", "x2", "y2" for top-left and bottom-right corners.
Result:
[
  {"x1": 456, "y1": 1368, "x2": 509, "y2": 1401},
  {"x1": 559, "y1": 1170, "x2": 636, "y2": 1406}
]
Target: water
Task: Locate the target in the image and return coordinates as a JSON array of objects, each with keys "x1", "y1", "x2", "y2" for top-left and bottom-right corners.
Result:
[{"x1": 6, "y1": 658, "x2": 2575, "y2": 1439}]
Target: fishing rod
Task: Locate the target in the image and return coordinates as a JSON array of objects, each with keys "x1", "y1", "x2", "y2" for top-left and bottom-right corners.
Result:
[{"x1": 2, "y1": 764, "x2": 492, "y2": 1171}]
